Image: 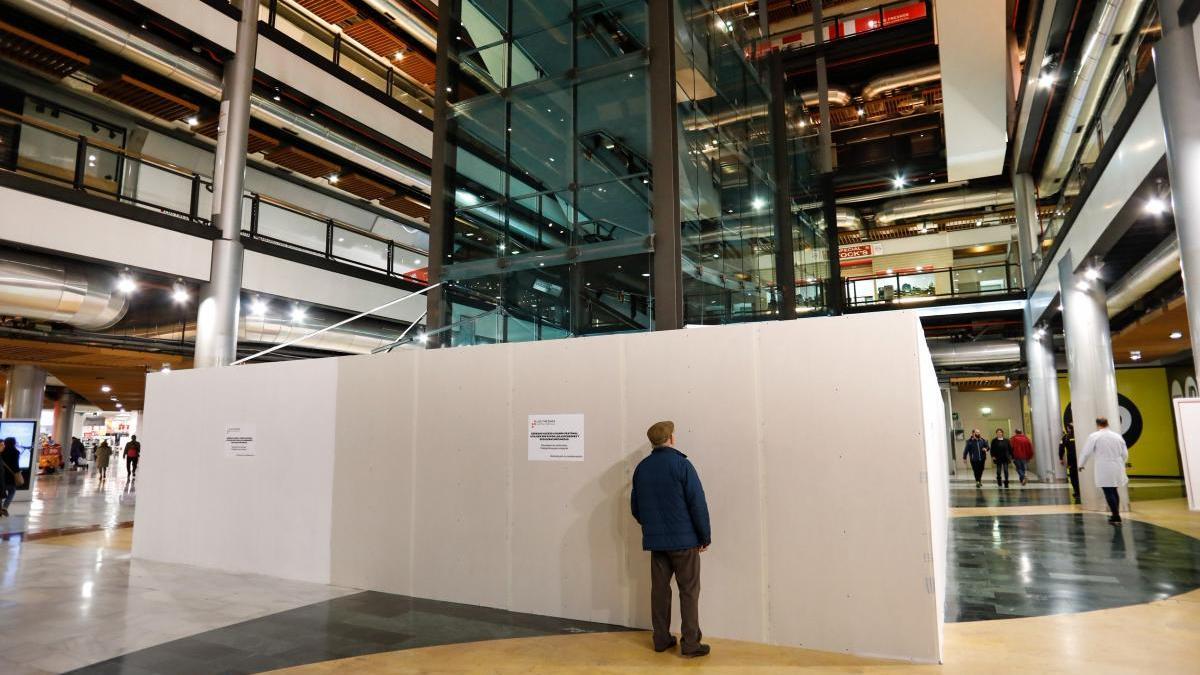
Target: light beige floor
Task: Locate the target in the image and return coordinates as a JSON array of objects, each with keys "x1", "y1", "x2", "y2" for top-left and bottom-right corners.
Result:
[{"x1": 269, "y1": 499, "x2": 1200, "y2": 674}]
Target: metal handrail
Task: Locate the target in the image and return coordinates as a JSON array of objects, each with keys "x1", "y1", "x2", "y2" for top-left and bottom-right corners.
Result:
[{"x1": 0, "y1": 108, "x2": 430, "y2": 281}]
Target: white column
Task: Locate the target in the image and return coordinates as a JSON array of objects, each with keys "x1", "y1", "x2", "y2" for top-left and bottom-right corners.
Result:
[
  {"x1": 3, "y1": 365, "x2": 47, "y2": 419},
  {"x1": 1024, "y1": 307, "x2": 1064, "y2": 480},
  {"x1": 1155, "y1": 0, "x2": 1200, "y2": 377},
  {"x1": 1058, "y1": 254, "x2": 1128, "y2": 511}
]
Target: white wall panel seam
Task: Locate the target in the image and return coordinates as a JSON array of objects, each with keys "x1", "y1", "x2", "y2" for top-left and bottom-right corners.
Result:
[
  {"x1": 408, "y1": 353, "x2": 419, "y2": 595},
  {"x1": 912, "y1": 322, "x2": 943, "y2": 662},
  {"x1": 505, "y1": 345, "x2": 515, "y2": 612},
  {"x1": 752, "y1": 325, "x2": 771, "y2": 643}
]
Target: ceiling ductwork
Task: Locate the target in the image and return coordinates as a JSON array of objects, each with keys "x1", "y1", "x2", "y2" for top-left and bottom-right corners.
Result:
[
  {"x1": 875, "y1": 188, "x2": 1015, "y2": 226},
  {"x1": 699, "y1": 207, "x2": 861, "y2": 243},
  {"x1": 1037, "y1": 0, "x2": 1146, "y2": 196},
  {"x1": 123, "y1": 315, "x2": 402, "y2": 354},
  {"x1": 5, "y1": 0, "x2": 432, "y2": 192},
  {"x1": 800, "y1": 88, "x2": 852, "y2": 108},
  {"x1": 0, "y1": 248, "x2": 128, "y2": 330},
  {"x1": 862, "y1": 64, "x2": 941, "y2": 100},
  {"x1": 928, "y1": 339, "x2": 1021, "y2": 366},
  {"x1": 1106, "y1": 234, "x2": 1181, "y2": 317},
  {"x1": 359, "y1": 0, "x2": 438, "y2": 52},
  {"x1": 681, "y1": 89, "x2": 852, "y2": 131}
]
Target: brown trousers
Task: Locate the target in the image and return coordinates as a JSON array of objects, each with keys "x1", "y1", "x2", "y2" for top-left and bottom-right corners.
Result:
[{"x1": 650, "y1": 548, "x2": 702, "y2": 652}]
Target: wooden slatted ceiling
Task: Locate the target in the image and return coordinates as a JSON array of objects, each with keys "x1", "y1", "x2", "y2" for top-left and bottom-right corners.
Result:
[
  {"x1": 194, "y1": 117, "x2": 280, "y2": 155},
  {"x1": 344, "y1": 19, "x2": 406, "y2": 61},
  {"x1": 93, "y1": 75, "x2": 198, "y2": 122},
  {"x1": 1112, "y1": 295, "x2": 1192, "y2": 366},
  {"x1": 337, "y1": 172, "x2": 393, "y2": 201},
  {"x1": 0, "y1": 337, "x2": 189, "y2": 411},
  {"x1": 264, "y1": 145, "x2": 341, "y2": 178},
  {"x1": 294, "y1": 0, "x2": 358, "y2": 24},
  {"x1": 378, "y1": 194, "x2": 431, "y2": 221},
  {"x1": 397, "y1": 51, "x2": 436, "y2": 85},
  {"x1": 0, "y1": 19, "x2": 91, "y2": 79}
]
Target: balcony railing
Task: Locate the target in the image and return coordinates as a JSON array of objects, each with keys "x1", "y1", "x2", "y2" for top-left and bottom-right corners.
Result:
[
  {"x1": 842, "y1": 261, "x2": 1021, "y2": 309},
  {"x1": 750, "y1": 0, "x2": 930, "y2": 59},
  {"x1": 0, "y1": 108, "x2": 429, "y2": 284}
]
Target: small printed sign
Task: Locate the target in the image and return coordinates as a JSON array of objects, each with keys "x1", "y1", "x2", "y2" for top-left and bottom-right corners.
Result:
[
  {"x1": 528, "y1": 414, "x2": 584, "y2": 462},
  {"x1": 224, "y1": 424, "x2": 257, "y2": 457}
]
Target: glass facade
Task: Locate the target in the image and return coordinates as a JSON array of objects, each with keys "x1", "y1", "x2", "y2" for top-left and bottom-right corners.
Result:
[{"x1": 434, "y1": 0, "x2": 827, "y2": 343}]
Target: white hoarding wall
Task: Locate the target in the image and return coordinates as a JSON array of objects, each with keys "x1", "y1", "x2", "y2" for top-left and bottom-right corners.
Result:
[{"x1": 134, "y1": 313, "x2": 946, "y2": 662}]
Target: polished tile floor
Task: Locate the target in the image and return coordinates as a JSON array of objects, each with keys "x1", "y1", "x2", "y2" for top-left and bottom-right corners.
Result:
[
  {"x1": 1, "y1": 472, "x2": 1199, "y2": 673},
  {"x1": 1, "y1": 468, "x2": 135, "y2": 538},
  {"x1": 949, "y1": 478, "x2": 1185, "y2": 507}
]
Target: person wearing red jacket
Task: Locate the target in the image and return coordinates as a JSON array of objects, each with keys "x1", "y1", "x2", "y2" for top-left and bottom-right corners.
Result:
[{"x1": 1010, "y1": 429, "x2": 1035, "y2": 485}]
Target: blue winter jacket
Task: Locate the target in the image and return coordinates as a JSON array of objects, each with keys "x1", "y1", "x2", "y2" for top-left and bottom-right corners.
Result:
[{"x1": 631, "y1": 447, "x2": 711, "y2": 551}]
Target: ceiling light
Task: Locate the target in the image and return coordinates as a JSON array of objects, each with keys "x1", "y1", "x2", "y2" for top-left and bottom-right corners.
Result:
[
  {"x1": 160, "y1": 364, "x2": 171, "y2": 373},
  {"x1": 109, "y1": 397, "x2": 118, "y2": 402},
  {"x1": 115, "y1": 403, "x2": 123, "y2": 409},
  {"x1": 1004, "y1": 381, "x2": 1013, "y2": 389},
  {"x1": 1170, "y1": 331, "x2": 1184, "y2": 340},
  {"x1": 856, "y1": 107, "x2": 865, "y2": 117},
  {"x1": 116, "y1": 276, "x2": 136, "y2": 294},
  {"x1": 291, "y1": 305, "x2": 306, "y2": 322},
  {"x1": 893, "y1": 176, "x2": 906, "y2": 189},
  {"x1": 642, "y1": 272, "x2": 650, "y2": 277},
  {"x1": 1084, "y1": 267, "x2": 1101, "y2": 281},
  {"x1": 250, "y1": 298, "x2": 268, "y2": 318},
  {"x1": 1038, "y1": 72, "x2": 1056, "y2": 89},
  {"x1": 185, "y1": 116, "x2": 199, "y2": 127},
  {"x1": 328, "y1": 174, "x2": 339, "y2": 184},
  {"x1": 394, "y1": 51, "x2": 405, "y2": 61},
  {"x1": 981, "y1": 407, "x2": 992, "y2": 415},
  {"x1": 101, "y1": 385, "x2": 111, "y2": 393},
  {"x1": 1144, "y1": 197, "x2": 1168, "y2": 215},
  {"x1": 1130, "y1": 350, "x2": 1142, "y2": 361},
  {"x1": 172, "y1": 285, "x2": 189, "y2": 303},
  {"x1": 751, "y1": 196, "x2": 766, "y2": 211},
  {"x1": 417, "y1": 333, "x2": 428, "y2": 344}
]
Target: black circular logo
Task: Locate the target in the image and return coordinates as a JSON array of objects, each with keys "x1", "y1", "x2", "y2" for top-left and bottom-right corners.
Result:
[{"x1": 1063, "y1": 393, "x2": 1143, "y2": 447}]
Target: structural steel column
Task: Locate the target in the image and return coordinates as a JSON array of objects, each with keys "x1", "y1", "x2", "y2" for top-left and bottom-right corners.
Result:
[
  {"x1": 195, "y1": 0, "x2": 258, "y2": 368},
  {"x1": 426, "y1": 0, "x2": 461, "y2": 346},
  {"x1": 769, "y1": 51, "x2": 797, "y2": 320},
  {"x1": 1023, "y1": 308, "x2": 1064, "y2": 480},
  {"x1": 1155, "y1": 0, "x2": 1200, "y2": 376},
  {"x1": 1012, "y1": 173, "x2": 1040, "y2": 290},
  {"x1": 53, "y1": 391, "x2": 75, "y2": 446},
  {"x1": 812, "y1": 0, "x2": 841, "y2": 314},
  {"x1": 1058, "y1": 254, "x2": 1128, "y2": 511},
  {"x1": 3, "y1": 365, "x2": 47, "y2": 419},
  {"x1": 648, "y1": 0, "x2": 683, "y2": 330}
]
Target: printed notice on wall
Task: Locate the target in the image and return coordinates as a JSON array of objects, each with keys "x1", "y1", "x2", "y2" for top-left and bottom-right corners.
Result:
[
  {"x1": 224, "y1": 425, "x2": 257, "y2": 457},
  {"x1": 528, "y1": 414, "x2": 584, "y2": 461}
]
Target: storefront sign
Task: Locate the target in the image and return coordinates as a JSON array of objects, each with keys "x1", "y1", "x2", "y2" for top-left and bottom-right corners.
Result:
[
  {"x1": 528, "y1": 414, "x2": 584, "y2": 461},
  {"x1": 224, "y1": 424, "x2": 257, "y2": 457},
  {"x1": 839, "y1": 243, "x2": 879, "y2": 260}
]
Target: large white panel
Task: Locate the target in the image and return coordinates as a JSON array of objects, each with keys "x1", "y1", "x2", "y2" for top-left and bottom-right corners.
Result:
[
  {"x1": 132, "y1": 358, "x2": 339, "y2": 583},
  {"x1": 759, "y1": 314, "x2": 940, "y2": 661},
  {"x1": 935, "y1": 0, "x2": 1008, "y2": 180},
  {"x1": 329, "y1": 351, "x2": 418, "y2": 593},
  {"x1": 621, "y1": 325, "x2": 767, "y2": 642},
  {"x1": 508, "y1": 337, "x2": 631, "y2": 624},
  {"x1": 409, "y1": 345, "x2": 511, "y2": 608}
]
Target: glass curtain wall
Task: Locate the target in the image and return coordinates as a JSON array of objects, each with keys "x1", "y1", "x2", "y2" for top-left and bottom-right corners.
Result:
[
  {"x1": 434, "y1": 0, "x2": 810, "y2": 343},
  {"x1": 439, "y1": 0, "x2": 653, "y2": 344}
]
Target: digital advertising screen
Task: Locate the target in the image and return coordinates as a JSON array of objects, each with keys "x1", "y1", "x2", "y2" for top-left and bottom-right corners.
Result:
[{"x1": 0, "y1": 419, "x2": 38, "y2": 473}]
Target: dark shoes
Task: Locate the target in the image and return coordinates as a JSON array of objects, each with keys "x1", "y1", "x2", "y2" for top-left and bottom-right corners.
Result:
[
  {"x1": 975, "y1": 481, "x2": 982, "y2": 488},
  {"x1": 1108, "y1": 516, "x2": 1122, "y2": 525},
  {"x1": 682, "y1": 644, "x2": 711, "y2": 658},
  {"x1": 654, "y1": 637, "x2": 677, "y2": 653}
]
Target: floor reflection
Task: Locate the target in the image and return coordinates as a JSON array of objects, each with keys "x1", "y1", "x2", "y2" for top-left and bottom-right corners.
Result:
[
  {"x1": 946, "y1": 513, "x2": 1200, "y2": 622},
  {"x1": 0, "y1": 468, "x2": 136, "y2": 537}
]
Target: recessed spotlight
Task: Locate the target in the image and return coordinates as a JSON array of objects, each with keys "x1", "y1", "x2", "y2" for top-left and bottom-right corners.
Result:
[
  {"x1": 116, "y1": 276, "x2": 136, "y2": 294},
  {"x1": 892, "y1": 176, "x2": 906, "y2": 189},
  {"x1": 1170, "y1": 331, "x2": 1184, "y2": 340},
  {"x1": 291, "y1": 306, "x2": 306, "y2": 322},
  {"x1": 1144, "y1": 197, "x2": 1168, "y2": 215},
  {"x1": 1038, "y1": 71, "x2": 1056, "y2": 89},
  {"x1": 1084, "y1": 267, "x2": 1101, "y2": 281},
  {"x1": 185, "y1": 116, "x2": 199, "y2": 127},
  {"x1": 1130, "y1": 350, "x2": 1142, "y2": 361},
  {"x1": 751, "y1": 197, "x2": 766, "y2": 211},
  {"x1": 101, "y1": 385, "x2": 111, "y2": 393},
  {"x1": 250, "y1": 298, "x2": 268, "y2": 318},
  {"x1": 172, "y1": 286, "x2": 189, "y2": 303}
]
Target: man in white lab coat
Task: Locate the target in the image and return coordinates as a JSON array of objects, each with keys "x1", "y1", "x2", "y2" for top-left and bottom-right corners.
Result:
[{"x1": 1078, "y1": 417, "x2": 1129, "y2": 524}]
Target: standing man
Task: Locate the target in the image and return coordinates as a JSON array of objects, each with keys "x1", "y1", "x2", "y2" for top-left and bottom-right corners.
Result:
[
  {"x1": 631, "y1": 421, "x2": 711, "y2": 658},
  {"x1": 124, "y1": 435, "x2": 141, "y2": 479},
  {"x1": 962, "y1": 429, "x2": 989, "y2": 488},
  {"x1": 990, "y1": 428, "x2": 1013, "y2": 488},
  {"x1": 1009, "y1": 429, "x2": 1034, "y2": 486},
  {"x1": 1078, "y1": 417, "x2": 1130, "y2": 525},
  {"x1": 1060, "y1": 423, "x2": 1079, "y2": 503}
]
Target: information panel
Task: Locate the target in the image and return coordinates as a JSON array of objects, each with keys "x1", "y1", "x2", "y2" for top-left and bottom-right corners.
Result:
[
  {"x1": 224, "y1": 424, "x2": 257, "y2": 458},
  {"x1": 527, "y1": 414, "x2": 584, "y2": 461}
]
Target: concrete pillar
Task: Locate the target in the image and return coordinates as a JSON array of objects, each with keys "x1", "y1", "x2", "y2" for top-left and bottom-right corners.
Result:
[
  {"x1": 195, "y1": 0, "x2": 258, "y2": 367},
  {"x1": 1012, "y1": 173, "x2": 1040, "y2": 290},
  {"x1": 1058, "y1": 254, "x2": 1128, "y2": 512},
  {"x1": 1154, "y1": 0, "x2": 1200, "y2": 377},
  {"x1": 3, "y1": 365, "x2": 47, "y2": 419},
  {"x1": 1024, "y1": 307, "x2": 1064, "y2": 480},
  {"x1": 53, "y1": 391, "x2": 75, "y2": 446}
]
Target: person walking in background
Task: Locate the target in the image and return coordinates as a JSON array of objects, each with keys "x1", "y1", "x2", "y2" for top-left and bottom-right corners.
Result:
[
  {"x1": 1079, "y1": 417, "x2": 1130, "y2": 525},
  {"x1": 963, "y1": 430, "x2": 989, "y2": 488},
  {"x1": 1, "y1": 437, "x2": 21, "y2": 517},
  {"x1": 95, "y1": 440, "x2": 112, "y2": 482},
  {"x1": 990, "y1": 428, "x2": 1013, "y2": 488},
  {"x1": 124, "y1": 435, "x2": 141, "y2": 478},
  {"x1": 1010, "y1": 429, "x2": 1034, "y2": 486},
  {"x1": 631, "y1": 421, "x2": 711, "y2": 659},
  {"x1": 70, "y1": 436, "x2": 86, "y2": 469},
  {"x1": 1060, "y1": 423, "x2": 1080, "y2": 503}
]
